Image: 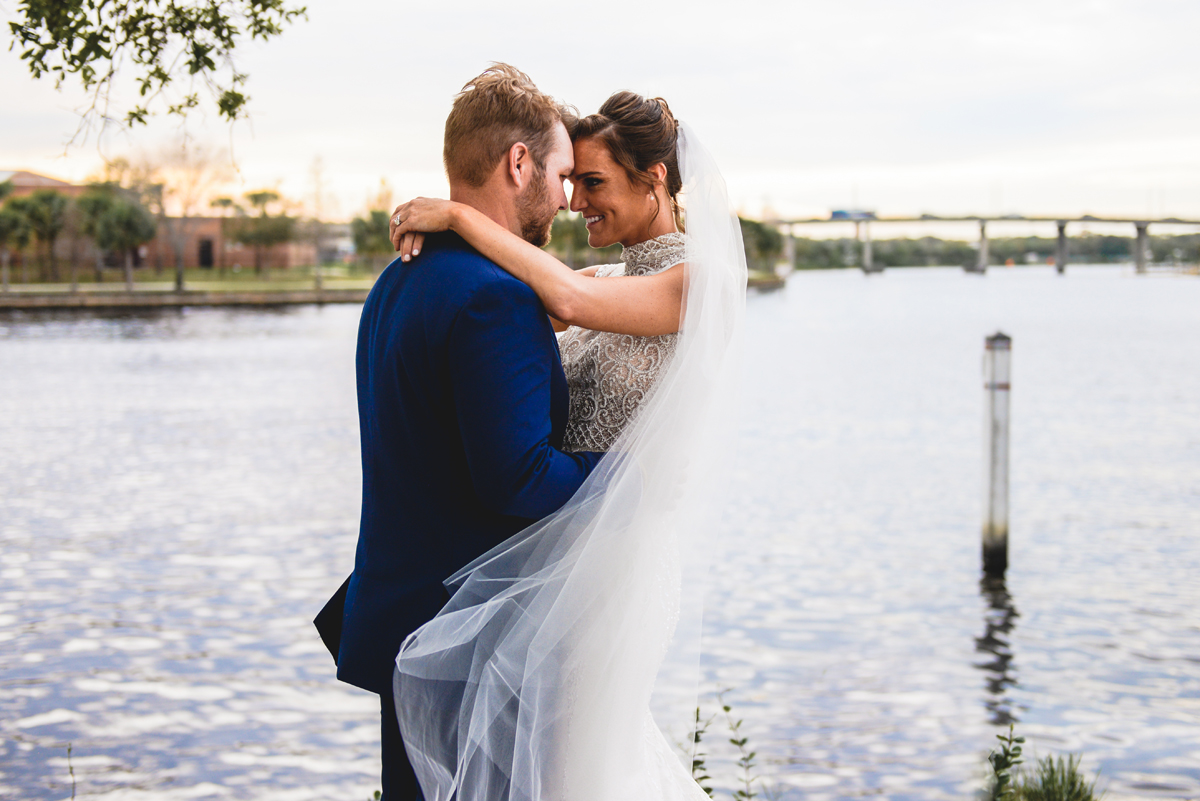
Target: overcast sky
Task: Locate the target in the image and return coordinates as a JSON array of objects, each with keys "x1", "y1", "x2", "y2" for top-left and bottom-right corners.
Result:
[{"x1": 2, "y1": 0, "x2": 1197, "y2": 235}]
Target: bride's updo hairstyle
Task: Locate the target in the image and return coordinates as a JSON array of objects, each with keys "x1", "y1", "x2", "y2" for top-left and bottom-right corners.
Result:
[{"x1": 572, "y1": 91, "x2": 684, "y2": 230}]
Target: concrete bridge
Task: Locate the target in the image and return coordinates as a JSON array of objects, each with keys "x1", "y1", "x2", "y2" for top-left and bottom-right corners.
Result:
[{"x1": 767, "y1": 214, "x2": 1200, "y2": 274}]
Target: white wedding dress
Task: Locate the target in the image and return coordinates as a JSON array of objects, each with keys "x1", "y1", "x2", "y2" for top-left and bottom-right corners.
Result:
[
  {"x1": 558, "y1": 232, "x2": 686, "y2": 454},
  {"x1": 395, "y1": 125, "x2": 747, "y2": 801}
]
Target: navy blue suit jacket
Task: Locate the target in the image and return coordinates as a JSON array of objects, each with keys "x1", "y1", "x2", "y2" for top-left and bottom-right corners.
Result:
[{"x1": 337, "y1": 232, "x2": 602, "y2": 695}]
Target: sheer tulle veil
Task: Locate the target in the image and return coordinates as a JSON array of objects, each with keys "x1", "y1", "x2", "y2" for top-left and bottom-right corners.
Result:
[{"x1": 394, "y1": 122, "x2": 748, "y2": 801}]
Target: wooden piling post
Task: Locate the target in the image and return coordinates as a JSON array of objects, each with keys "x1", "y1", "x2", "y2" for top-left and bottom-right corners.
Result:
[
  {"x1": 1134, "y1": 222, "x2": 1149, "y2": 274},
  {"x1": 983, "y1": 332, "x2": 1011, "y2": 577},
  {"x1": 977, "y1": 220, "x2": 989, "y2": 272},
  {"x1": 1055, "y1": 221, "x2": 1068, "y2": 274}
]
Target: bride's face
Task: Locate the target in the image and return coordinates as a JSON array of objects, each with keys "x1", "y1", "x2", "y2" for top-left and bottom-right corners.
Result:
[{"x1": 568, "y1": 137, "x2": 669, "y2": 249}]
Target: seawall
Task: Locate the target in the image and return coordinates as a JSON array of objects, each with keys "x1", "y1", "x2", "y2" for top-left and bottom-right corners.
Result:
[{"x1": 0, "y1": 288, "x2": 371, "y2": 310}]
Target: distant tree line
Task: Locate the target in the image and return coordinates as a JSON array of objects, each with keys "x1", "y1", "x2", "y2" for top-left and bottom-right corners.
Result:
[
  {"x1": 347, "y1": 208, "x2": 629, "y2": 273},
  {"x1": 545, "y1": 214, "x2": 785, "y2": 272},
  {"x1": 346, "y1": 211, "x2": 1199, "y2": 274},
  {"x1": 0, "y1": 181, "x2": 159, "y2": 290},
  {"x1": 178, "y1": 193, "x2": 1200, "y2": 281},
  {"x1": 350, "y1": 210, "x2": 395, "y2": 272},
  {"x1": 789, "y1": 232, "x2": 1200, "y2": 269},
  {"x1": 214, "y1": 191, "x2": 296, "y2": 277},
  {"x1": 548, "y1": 214, "x2": 622, "y2": 268},
  {"x1": 740, "y1": 218, "x2": 783, "y2": 273}
]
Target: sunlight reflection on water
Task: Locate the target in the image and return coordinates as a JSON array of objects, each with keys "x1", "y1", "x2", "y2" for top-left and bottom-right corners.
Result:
[
  {"x1": 1, "y1": 266, "x2": 1198, "y2": 800},
  {"x1": 701, "y1": 266, "x2": 1200, "y2": 800}
]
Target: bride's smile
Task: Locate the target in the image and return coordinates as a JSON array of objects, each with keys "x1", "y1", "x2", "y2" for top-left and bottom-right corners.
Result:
[{"x1": 569, "y1": 136, "x2": 677, "y2": 250}]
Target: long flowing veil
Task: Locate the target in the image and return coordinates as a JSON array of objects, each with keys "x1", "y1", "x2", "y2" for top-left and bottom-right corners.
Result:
[{"x1": 394, "y1": 122, "x2": 748, "y2": 801}]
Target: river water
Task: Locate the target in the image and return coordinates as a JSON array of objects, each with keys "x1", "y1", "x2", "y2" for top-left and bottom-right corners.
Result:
[{"x1": 1, "y1": 265, "x2": 1197, "y2": 800}]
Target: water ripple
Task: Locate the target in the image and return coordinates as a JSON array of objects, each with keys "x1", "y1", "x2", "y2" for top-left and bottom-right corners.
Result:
[{"x1": 2, "y1": 269, "x2": 1199, "y2": 799}]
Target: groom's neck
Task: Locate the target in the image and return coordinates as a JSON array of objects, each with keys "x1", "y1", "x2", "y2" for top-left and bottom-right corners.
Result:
[{"x1": 450, "y1": 182, "x2": 520, "y2": 238}]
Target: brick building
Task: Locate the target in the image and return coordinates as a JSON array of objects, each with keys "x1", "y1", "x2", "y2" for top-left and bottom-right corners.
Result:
[
  {"x1": 2, "y1": 170, "x2": 316, "y2": 272},
  {"x1": 0, "y1": 170, "x2": 90, "y2": 199},
  {"x1": 142, "y1": 215, "x2": 317, "y2": 272}
]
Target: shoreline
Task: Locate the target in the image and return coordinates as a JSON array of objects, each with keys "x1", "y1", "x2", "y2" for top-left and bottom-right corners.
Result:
[
  {"x1": 0, "y1": 287, "x2": 371, "y2": 310},
  {"x1": 4, "y1": 263, "x2": 1193, "y2": 311},
  {"x1": 1, "y1": 275, "x2": 791, "y2": 310},
  {"x1": 747, "y1": 272, "x2": 787, "y2": 290}
]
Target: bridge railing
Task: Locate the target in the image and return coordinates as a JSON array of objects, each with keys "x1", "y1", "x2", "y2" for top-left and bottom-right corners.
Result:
[{"x1": 763, "y1": 214, "x2": 1200, "y2": 274}]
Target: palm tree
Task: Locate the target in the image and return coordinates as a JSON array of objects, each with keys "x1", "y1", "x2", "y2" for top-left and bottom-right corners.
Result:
[
  {"x1": 230, "y1": 190, "x2": 293, "y2": 277},
  {"x1": 94, "y1": 199, "x2": 158, "y2": 290},
  {"x1": 4, "y1": 196, "x2": 38, "y2": 284},
  {"x1": 77, "y1": 185, "x2": 120, "y2": 283},
  {"x1": 24, "y1": 190, "x2": 70, "y2": 282},
  {"x1": 0, "y1": 202, "x2": 32, "y2": 292},
  {"x1": 209, "y1": 196, "x2": 240, "y2": 276},
  {"x1": 351, "y1": 210, "x2": 394, "y2": 273}
]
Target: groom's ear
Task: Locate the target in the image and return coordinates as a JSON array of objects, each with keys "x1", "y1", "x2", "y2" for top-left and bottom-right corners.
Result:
[{"x1": 507, "y1": 142, "x2": 532, "y2": 190}]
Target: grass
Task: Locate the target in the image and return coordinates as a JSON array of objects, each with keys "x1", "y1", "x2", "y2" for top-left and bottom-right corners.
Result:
[
  {"x1": 2, "y1": 265, "x2": 377, "y2": 293},
  {"x1": 686, "y1": 709, "x2": 1103, "y2": 801},
  {"x1": 985, "y1": 724, "x2": 1102, "y2": 801},
  {"x1": 1013, "y1": 755, "x2": 1101, "y2": 801}
]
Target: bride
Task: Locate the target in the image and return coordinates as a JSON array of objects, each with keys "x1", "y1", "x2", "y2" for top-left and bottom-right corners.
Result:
[{"x1": 388, "y1": 91, "x2": 747, "y2": 801}]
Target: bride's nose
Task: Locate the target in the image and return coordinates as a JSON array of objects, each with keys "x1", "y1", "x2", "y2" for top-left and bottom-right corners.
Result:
[{"x1": 569, "y1": 188, "x2": 586, "y2": 213}]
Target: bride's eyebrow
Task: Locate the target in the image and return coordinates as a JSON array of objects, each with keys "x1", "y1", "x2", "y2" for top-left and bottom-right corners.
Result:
[{"x1": 572, "y1": 171, "x2": 601, "y2": 180}]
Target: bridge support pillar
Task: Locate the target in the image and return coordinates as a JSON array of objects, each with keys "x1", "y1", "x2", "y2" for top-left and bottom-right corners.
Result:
[
  {"x1": 1056, "y1": 221, "x2": 1068, "y2": 274},
  {"x1": 1135, "y1": 222, "x2": 1149, "y2": 274},
  {"x1": 977, "y1": 220, "x2": 989, "y2": 272},
  {"x1": 863, "y1": 221, "x2": 873, "y2": 272}
]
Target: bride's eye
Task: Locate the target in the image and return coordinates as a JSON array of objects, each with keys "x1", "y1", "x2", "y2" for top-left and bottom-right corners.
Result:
[{"x1": 584, "y1": 178, "x2": 602, "y2": 188}]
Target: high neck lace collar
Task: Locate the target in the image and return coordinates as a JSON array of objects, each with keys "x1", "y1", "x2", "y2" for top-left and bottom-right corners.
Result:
[{"x1": 620, "y1": 232, "x2": 688, "y2": 277}]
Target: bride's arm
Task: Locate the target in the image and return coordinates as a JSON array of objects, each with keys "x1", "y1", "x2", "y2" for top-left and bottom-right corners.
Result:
[{"x1": 391, "y1": 199, "x2": 682, "y2": 337}]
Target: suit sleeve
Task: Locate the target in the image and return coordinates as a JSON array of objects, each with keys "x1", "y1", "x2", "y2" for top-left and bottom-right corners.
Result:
[{"x1": 448, "y1": 278, "x2": 602, "y2": 519}]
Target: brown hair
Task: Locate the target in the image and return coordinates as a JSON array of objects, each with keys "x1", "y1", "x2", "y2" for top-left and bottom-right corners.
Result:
[
  {"x1": 571, "y1": 91, "x2": 683, "y2": 229},
  {"x1": 444, "y1": 63, "x2": 576, "y2": 187}
]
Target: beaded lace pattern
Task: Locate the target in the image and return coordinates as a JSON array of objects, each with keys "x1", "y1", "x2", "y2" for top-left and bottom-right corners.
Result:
[{"x1": 558, "y1": 233, "x2": 687, "y2": 453}]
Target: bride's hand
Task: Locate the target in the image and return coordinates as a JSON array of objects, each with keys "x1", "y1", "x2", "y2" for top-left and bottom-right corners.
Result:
[{"x1": 389, "y1": 198, "x2": 461, "y2": 261}]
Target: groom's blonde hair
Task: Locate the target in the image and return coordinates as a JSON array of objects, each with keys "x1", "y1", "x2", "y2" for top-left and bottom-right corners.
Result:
[{"x1": 444, "y1": 63, "x2": 576, "y2": 187}]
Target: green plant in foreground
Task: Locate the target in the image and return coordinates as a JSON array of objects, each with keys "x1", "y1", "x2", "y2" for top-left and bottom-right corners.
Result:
[
  {"x1": 986, "y1": 724, "x2": 1102, "y2": 801},
  {"x1": 686, "y1": 693, "x2": 770, "y2": 800},
  {"x1": 720, "y1": 694, "x2": 759, "y2": 801},
  {"x1": 67, "y1": 742, "x2": 76, "y2": 800},
  {"x1": 688, "y1": 705, "x2": 716, "y2": 797},
  {"x1": 987, "y1": 724, "x2": 1025, "y2": 800}
]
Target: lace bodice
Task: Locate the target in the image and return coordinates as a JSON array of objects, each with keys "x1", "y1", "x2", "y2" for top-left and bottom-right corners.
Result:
[{"x1": 558, "y1": 233, "x2": 687, "y2": 453}]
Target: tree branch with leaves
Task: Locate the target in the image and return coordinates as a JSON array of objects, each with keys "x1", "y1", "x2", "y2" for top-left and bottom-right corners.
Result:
[{"x1": 8, "y1": 0, "x2": 306, "y2": 139}]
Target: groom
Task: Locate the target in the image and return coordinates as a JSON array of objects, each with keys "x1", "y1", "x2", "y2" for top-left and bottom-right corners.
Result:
[{"x1": 326, "y1": 64, "x2": 601, "y2": 801}]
